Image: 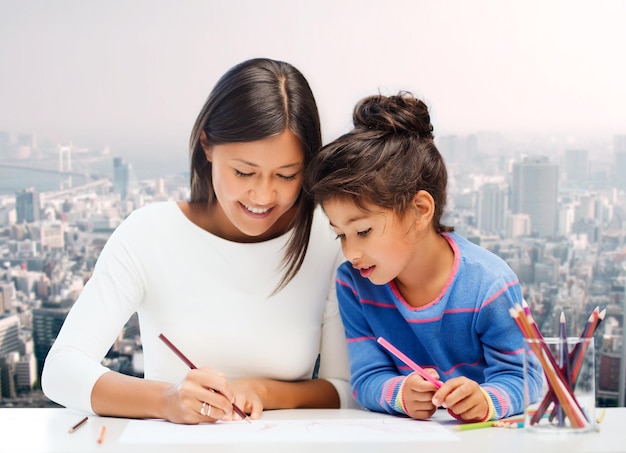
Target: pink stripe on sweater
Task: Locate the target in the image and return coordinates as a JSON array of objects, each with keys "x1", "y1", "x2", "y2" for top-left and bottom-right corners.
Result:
[{"x1": 481, "y1": 279, "x2": 519, "y2": 308}]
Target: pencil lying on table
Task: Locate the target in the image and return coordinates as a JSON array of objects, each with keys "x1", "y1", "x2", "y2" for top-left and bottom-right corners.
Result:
[
  {"x1": 68, "y1": 416, "x2": 88, "y2": 433},
  {"x1": 158, "y1": 333, "x2": 250, "y2": 423},
  {"x1": 97, "y1": 425, "x2": 107, "y2": 444}
]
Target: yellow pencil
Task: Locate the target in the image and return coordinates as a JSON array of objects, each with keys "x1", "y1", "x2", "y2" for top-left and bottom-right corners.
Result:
[{"x1": 596, "y1": 408, "x2": 606, "y2": 424}]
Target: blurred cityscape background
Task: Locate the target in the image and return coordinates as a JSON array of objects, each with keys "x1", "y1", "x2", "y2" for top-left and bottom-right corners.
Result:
[{"x1": 1, "y1": 129, "x2": 625, "y2": 408}]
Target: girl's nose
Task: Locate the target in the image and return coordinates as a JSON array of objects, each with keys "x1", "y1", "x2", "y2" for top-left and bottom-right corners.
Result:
[{"x1": 342, "y1": 239, "x2": 361, "y2": 263}]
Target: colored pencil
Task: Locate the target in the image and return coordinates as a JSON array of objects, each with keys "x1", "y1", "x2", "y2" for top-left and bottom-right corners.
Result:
[
  {"x1": 455, "y1": 420, "x2": 495, "y2": 431},
  {"x1": 376, "y1": 337, "x2": 442, "y2": 388},
  {"x1": 455, "y1": 415, "x2": 526, "y2": 431},
  {"x1": 557, "y1": 311, "x2": 570, "y2": 426},
  {"x1": 97, "y1": 425, "x2": 106, "y2": 444},
  {"x1": 511, "y1": 305, "x2": 588, "y2": 428},
  {"x1": 68, "y1": 416, "x2": 88, "y2": 433},
  {"x1": 532, "y1": 307, "x2": 604, "y2": 425},
  {"x1": 158, "y1": 333, "x2": 250, "y2": 423},
  {"x1": 596, "y1": 408, "x2": 606, "y2": 424}
]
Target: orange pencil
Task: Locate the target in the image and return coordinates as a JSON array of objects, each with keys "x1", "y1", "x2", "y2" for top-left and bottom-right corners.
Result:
[
  {"x1": 97, "y1": 425, "x2": 106, "y2": 444},
  {"x1": 512, "y1": 305, "x2": 588, "y2": 428}
]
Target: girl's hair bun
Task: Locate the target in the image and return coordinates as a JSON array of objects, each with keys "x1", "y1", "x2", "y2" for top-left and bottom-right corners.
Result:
[{"x1": 353, "y1": 91, "x2": 434, "y2": 140}]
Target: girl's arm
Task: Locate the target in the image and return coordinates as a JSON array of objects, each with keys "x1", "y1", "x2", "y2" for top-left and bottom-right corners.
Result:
[{"x1": 475, "y1": 284, "x2": 543, "y2": 419}]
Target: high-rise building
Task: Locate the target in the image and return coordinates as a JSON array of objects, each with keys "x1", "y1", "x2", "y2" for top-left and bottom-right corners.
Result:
[
  {"x1": 113, "y1": 157, "x2": 138, "y2": 200},
  {"x1": 506, "y1": 213, "x2": 531, "y2": 239},
  {"x1": 15, "y1": 354, "x2": 37, "y2": 392},
  {"x1": 613, "y1": 135, "x2": 626, "y2": 190},
  {"x1": 15, "y1": 187, "x2": 41, "y2": 224},
  {"x1": 0, "y1": 282, "x2": 16, "y2": 313},
  {"x1": 0, "y1": 314, "x2": 20, "y2": 357},
  {"x1": 511, "y1": 156, "x2": 559, "y2": 237},
  {"x1": 477, "y1": 182, "x2": 507, "y2": 236},
  {"x1": 564, "y1": 149, "x2": 589, "y2": 184},
  {"x1": 0, "y1": 353, "x2": 18, "y2": 398},
  {"x1": 32, "y1": 306, "x2": 71, "y2": 377},
  {"x1": 113, "y1": 157, "x2": 129, "y2": 200}
]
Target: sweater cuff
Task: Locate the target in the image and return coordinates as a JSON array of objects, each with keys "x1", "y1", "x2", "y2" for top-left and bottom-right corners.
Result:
[
  {"x1": 394, "y1": 374, "x2": 412, "y2": 415},
  {"x1": 478, "y1": 387, "x2": 496, "y2": 422}
]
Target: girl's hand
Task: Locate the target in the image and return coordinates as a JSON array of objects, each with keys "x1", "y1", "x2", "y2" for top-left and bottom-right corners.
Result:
[
  {"x1": 431, "y1": 376, "x2": 489, "y2": 422},
  {"x1": 401, "y1": 369, "x2": 440, "y2": 420},
  {"x1": 163, "y1": 368, "x2": 235, "y2": 424}
]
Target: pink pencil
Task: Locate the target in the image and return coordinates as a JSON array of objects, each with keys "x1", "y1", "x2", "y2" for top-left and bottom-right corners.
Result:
[{"x1": 377, "y1": 337, "x2": 442, "y2": 388}]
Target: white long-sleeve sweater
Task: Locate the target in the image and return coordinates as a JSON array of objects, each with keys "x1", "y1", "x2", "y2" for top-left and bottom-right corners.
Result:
[{"x1": 42, "y1": 201, "x2": 355, "y2": 413}]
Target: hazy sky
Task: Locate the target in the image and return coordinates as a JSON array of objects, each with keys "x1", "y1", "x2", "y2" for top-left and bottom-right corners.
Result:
[{"x1": 1, "y1": 0, "x2": 625, "y2": 154}]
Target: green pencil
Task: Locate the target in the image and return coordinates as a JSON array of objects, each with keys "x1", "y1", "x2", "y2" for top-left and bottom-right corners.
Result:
[{"x1": 455, "y1": 421, "x2": 496, "y2": 431}]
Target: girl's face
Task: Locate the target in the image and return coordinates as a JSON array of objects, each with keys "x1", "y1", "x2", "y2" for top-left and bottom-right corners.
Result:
[
  {"x1": 206, "y1": 129, "x2": 304, "y2": 241},
  {"x1": 323, "y1": 198, "x2": 420, "y2": 285}
]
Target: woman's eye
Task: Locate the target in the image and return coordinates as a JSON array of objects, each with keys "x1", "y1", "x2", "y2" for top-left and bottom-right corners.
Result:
[
  {"x1": 357, "y1": 228, "x2": 372, "y2": 237},
  {"x1": 278, "y1": 173, "x2": 298, "y2": 181},
  {"x1": 235, "y1": 170, "x2": 253, "y2": 178},
  {"x1": 334, "y1": 233, "x2": 345, "y2": 240}
]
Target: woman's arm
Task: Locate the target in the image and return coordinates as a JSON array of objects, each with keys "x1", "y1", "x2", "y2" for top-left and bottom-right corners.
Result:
[
  {"x1": 230, "y1": 377, "x2": 340, "y2": 419},
  {"x1": 92, "y1": 369, "x2": 238, "y2": 424}
]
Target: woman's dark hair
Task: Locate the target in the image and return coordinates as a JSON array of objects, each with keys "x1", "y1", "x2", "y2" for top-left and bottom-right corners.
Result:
[
  {"x1": 189, "y1": 58, "x2": 322, "y2": 291},
  {"x1": 305, "y1": 91, "x2": 453, "y2": 233}
]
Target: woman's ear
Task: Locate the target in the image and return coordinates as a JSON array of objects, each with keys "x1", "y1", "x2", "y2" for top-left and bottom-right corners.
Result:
[
  {"x1": 200, "y1": 131, "x2": 212, "y2": 162},
  {"x1": 412, "y1": 190, "x2": 435, "y2": 228}
]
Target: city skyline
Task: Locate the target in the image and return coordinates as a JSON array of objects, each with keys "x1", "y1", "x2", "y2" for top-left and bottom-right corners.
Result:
[{"x1": 1, "y1": 0, "x2": 625, "y2": 155}]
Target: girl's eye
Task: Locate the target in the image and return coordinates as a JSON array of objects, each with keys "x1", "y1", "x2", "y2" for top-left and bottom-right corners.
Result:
[
  {"x1": 357, "y1": 228, "x2": 372, "y2": 237},
  {"x1": 334, "y1": 233, "x2": 345, "y2": 240},
  {"x1": 235, "y1": 170, "x2": 253, "y2": 178},
  {"x1": 278, "y1": 173, "x2": 298, "y2": 181}
]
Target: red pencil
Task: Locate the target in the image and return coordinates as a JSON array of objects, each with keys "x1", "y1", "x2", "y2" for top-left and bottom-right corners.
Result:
[
  {"x1": 512, "y1": 305, "x2": 588, "y2": 428},
  {"x1": 158, "y1": 333, "x2": 250, "y2": 423}
]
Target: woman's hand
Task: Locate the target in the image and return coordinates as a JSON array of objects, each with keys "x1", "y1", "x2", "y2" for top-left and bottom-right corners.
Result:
[
  {"x1": 432, "y1": 376, "x2": 489, "y2": 422},
  {"x1": 163, "y1": 368, "x2": 236, "y2": 424},
  {"x1": 228, "y1": 378, "x2": 266, "y2": 420}
]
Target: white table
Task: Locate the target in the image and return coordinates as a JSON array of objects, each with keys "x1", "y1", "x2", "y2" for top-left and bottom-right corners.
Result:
[{"x1": 1, "y1": 407, "x2": 622, "y2": 452}]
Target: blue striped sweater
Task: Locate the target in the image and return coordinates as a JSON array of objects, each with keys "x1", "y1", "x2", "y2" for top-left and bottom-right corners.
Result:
[{"x1": 336, "y1": 232, "x2": 543, "y2": 419}]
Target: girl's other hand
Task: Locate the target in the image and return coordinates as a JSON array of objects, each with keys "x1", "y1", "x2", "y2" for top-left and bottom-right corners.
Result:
[{"x1": 431, "y1": 376, "x2": 489, "y2": 422}]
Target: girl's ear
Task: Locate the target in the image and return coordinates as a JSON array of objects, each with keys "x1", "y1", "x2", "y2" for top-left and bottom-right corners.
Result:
[
  {"x1": 200, "y1": 131, "x2": 212, "y2": 162},
  {"x1": 412, "y1": 190, "x2": 435, "y2": 229}
]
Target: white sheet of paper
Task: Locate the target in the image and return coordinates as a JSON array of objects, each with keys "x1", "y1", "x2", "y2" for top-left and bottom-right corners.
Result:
[{"x1": 119, "y1": 417, "x2": 459, "y2": 444}]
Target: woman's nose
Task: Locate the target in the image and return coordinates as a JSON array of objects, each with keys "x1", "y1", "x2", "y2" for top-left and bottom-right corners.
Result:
[{"x1": 249, "y1": 178, "x2": 276, "y2": 204}]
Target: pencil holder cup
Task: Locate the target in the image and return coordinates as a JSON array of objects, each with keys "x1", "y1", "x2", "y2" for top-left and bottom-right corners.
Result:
[{"x1": 523, "y1": 337, "x2": 595, "y2": 433}]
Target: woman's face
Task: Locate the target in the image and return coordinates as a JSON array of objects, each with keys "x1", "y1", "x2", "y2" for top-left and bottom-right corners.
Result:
[{"x1": 206, "y1": 129, "x2": 305, "y2": 241}]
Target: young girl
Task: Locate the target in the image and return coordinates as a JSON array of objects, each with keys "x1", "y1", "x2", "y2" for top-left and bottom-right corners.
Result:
[
  {"x1": 305, "y1": 92, "x2": 543, "y2": 422},
  {"x1": 42, "y1": 58, "x2": 356, "y2": 424}
]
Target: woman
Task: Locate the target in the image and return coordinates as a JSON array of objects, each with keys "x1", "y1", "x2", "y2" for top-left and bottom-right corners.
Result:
[{"x1": 42, "y1": 58, "x2": 356, "y2": 424}]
